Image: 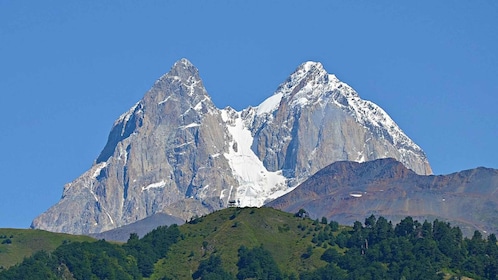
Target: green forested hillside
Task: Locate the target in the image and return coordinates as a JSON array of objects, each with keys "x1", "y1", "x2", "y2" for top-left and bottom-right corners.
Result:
[
  {"x1": 0, "y1": 228, "x2": 95, "y2": 269},
  {"x1": 1, "y1": 207, "x2": 497, "y2": 279},
  {"x1": 151, "y1": 207, "x2": 334, "y2": 279}
]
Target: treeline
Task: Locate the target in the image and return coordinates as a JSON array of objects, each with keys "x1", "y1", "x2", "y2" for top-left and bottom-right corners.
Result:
[
  {"x1": 192, "y1": 245, "x2": 284, "y2": 280},
  {"x1": 0, "y1": 225, "x2": 180, "y2": 280},
  {"x1": 1, "y1": 214, "x2": 498, "y2": 279},
  {"x1": 190, "y1": 214, "x2": 498, "y2": 280},
  {"x1": 300, "y1": 215, "x2": 498, "y2": 280}
]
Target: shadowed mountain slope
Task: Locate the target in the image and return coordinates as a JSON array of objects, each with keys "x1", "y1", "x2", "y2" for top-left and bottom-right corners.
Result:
[
  {"x1": 267, "y1": 158, "x2": 498, "y2": 236},
  {"x1": 90, "y1": 212, "x2": 184, "y2": 242}
]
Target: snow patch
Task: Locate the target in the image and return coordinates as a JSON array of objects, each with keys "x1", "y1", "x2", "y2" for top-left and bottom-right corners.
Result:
[
  {"x1": 180, "y1": 123, "x2": 201, "y2": 129},
  {"x1": 158, "y1": 95, "x2": 172, "y2": 105},
  {"x1": 92, "y1": 162, "x2": 107, "y2": 179},
  {"x1": 194, "y1": 97, "x2": 208, "y2": 111},
  {"x1": 105, "y1": 212, "x2": 114, "y2": 225},
  {"x1": 256, "y1": 92, "x2": 283, "y2": 115},
  {"x1": 356, "y1": 151, "x2": 366, "y2": 163},
  {"x1": 142, "y1": 180, "x2": 167, "y2": 191},
  {"x1": 116, "y1": 101, "x2": 140, "y2": 125},
  {"x1": 220, "y1": 189, "x2": 227, "y2": 200},
  {"x1": 228, "y1": 185, "x2": 234, "y2": 201},
  {"x1": 175, "y1": 141, "x2": 194, "y2": 148},
  {"x1": 118, "y1": 144, "x2": 129, "y2": 164},
  {"x1": 89, "y1": 188, "x2": 99, "y2": 202}
]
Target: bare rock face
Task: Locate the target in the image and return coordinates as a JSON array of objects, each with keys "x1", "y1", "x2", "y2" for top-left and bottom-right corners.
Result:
[
  {"x1": 32, "y1": 59, "x2": 432, "y2": 234},
  {"x1": 32, "y1": 59, "x2": 239, "y2": 234},
  {"x1": 248, "y1": 62, "x2": 431, "y2": 181},
  {"x1": 267, "y1": 158, "x2": 498, "y2": 236}
]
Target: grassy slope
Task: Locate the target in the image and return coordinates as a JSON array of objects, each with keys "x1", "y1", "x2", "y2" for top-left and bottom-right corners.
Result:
[
  {"x1": 150, "y1": 207, "x2": 343, "y2": 279},
  {"x1": 0, "y1": 209, "x2": 477, "y2": 279},
  {"x1": 0, "y1": 228, "x2": 95, "y2": 269}
]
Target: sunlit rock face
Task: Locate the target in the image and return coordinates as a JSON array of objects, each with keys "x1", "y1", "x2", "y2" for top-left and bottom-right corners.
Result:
[{"x1": 32, "y1": 59, "x2": 431, "y2": 234}]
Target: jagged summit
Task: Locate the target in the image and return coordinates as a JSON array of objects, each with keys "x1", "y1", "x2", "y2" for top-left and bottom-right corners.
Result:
[
  {"x1": 152, "y1": 58, "x2": 208, "y2": 100},
  {"x1": 163, "y1": 58, "x2": 200, "y2": 82},
  {"x1": 292, "y1": 61, "x2": 327, "y2": 80},
  {"x1": 176, "y1": 57, "x2": 195, "y2": 67},
  {"x1": 255, "y1": 61, "x2": 339, "y2": 115},
  {"x1": 96, "y1": 59, "x2": 210, "y2": 164},
  {"x1": 250, "y1": 61, "x2": 432, "y2": 177},
  {"x1": 32, "y1": 58, "x2": 432, "y2": 234}
]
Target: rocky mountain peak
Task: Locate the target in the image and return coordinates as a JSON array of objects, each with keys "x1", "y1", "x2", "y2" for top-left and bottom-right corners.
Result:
[
  {"x1": 32, "y1": 58, "x2": 433, "y2": 235},
  {"x1": 151, "y1": 58, "x2": 208, "y2": 100},
  {"x1": 251, "y1": 61, "x2": 431, "y2": 177},
  {"x1": 295, "y1": 61, "x2": 326, "y2": 78},
  {"x1": 274, "y1": 61, "x2": 357, "y2": 112},
  {"x1": 164, "y1": 58, "x2": 200, "y2": 82}
]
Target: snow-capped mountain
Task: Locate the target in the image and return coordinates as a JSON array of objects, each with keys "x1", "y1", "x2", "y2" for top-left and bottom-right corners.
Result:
[{"x1": 32, "y1": 58, "x2": 432, "y2": 234}]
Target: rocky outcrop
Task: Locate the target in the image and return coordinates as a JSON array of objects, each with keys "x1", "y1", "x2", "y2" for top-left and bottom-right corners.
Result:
[
  {"x1": 267, "y1": 158, "x2": 498, "y2": 236},
  {"x1": 32, "y1": 59, "x2": 432, "y2": 234}
]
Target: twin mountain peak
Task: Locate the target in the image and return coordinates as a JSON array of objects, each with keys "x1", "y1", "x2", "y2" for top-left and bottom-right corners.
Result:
[{"x1": 32, "y1": 58, "x2": 432, "y2": 234}]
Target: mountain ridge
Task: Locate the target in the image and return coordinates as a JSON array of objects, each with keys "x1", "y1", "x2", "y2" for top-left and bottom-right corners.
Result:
[
  {"x1": 267, "y1": 157, "x2": 498, "y2": 236},
  {"x1": 32, "y1": 58, "x2": 432, "y2": 234}
]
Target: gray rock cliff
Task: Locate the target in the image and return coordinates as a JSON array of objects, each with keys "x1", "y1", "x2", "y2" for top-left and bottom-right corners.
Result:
[{"x1": 248, "y1": 62, "x2": 431, "y2": 180}]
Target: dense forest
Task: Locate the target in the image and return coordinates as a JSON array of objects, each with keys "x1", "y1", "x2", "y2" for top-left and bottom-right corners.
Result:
[{"x1": 1, "y1": 208, "x2": 497, "y2": 279}]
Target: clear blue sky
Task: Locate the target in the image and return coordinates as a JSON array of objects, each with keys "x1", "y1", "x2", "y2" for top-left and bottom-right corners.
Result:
[{"x1": 1, "y1": 1, "x2": 497, "y2": 229}]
